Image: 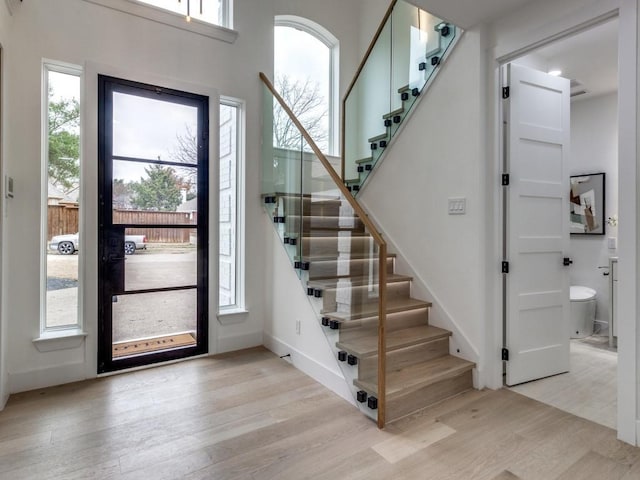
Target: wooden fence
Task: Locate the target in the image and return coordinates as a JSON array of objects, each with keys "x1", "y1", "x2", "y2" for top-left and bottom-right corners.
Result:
[
  {"x1": 48, "y1": 206, "x2": 197, "y2": 243},
  {"x1": 48, "y1": 204, "x2": 79, "y2": 240}
]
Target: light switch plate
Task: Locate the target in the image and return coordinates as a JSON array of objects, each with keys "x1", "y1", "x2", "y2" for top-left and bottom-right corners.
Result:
[
  {"x1": 608, "y1": 237, "x2": 617, "y2": 249},
  {"x1": 448, "y1": 197, "x2": 466, "y2": 215}
]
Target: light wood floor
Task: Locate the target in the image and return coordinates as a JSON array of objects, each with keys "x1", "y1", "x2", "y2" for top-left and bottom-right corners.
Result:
[
  {"x1": 510, "y1": 338, "x2": 617, "y2": 429},
  {"x1": 0, "y1": 347, "x2": 638, "y2": 480}
]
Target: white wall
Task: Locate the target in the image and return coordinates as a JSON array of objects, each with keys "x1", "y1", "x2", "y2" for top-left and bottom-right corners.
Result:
[
  {"x1": 359, "y1": 29, "x2": 487, "y2": 381},
  {"x1": 0, "y1": 0, "x2": 367, "y2": 395},
  {"x1": 262, "y1": 215, "x2": 354, "y2": 404},
  {"x1": 568, "y1": 92, "x2": 618, "y2": 329}
]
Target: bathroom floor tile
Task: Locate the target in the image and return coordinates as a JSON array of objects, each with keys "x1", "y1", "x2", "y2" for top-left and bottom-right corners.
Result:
[{"x1": 509, "y1": 340, "x2": 617, "y2": 429}]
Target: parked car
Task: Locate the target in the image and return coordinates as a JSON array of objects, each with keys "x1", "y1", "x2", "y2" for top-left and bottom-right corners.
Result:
[{"x1": 49, "y1": 233, "x2": 147, "y2": 255}]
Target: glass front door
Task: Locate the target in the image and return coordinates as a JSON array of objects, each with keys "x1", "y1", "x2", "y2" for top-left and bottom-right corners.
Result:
[{"x1": 98, "y1": 75, "x2": 209, "y2": 373}]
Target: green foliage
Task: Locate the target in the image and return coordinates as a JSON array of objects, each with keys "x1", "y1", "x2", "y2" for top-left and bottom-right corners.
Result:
[
  {"x1": 48, "y1": 92, "x2": 80, "y2": 194},
  {"x1": 130, "y1": 165, "x2": 183, "y2": 211},
  {"x1": 112, "y1": 178, "x2": 135, "y2": 209}
]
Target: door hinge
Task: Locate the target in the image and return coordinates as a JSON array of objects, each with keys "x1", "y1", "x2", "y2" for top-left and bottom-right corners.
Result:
[
  {"x1": 501, "y1": 173, "x2": 510, "y2": 186},
  {"x1": 501, "y1": 261, "x2": 509, "y2": 274},
  {"x1": 502, "y1": 348, "x2": 509, "y2": 361},
  {"x1": 502, "y1": 86, "x2": 510, "y2": 99}
]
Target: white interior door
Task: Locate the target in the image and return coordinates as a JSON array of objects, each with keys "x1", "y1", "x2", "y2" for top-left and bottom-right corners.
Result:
[{"x1": 504, "y1": 63, "x2": 571, "y2": 386}]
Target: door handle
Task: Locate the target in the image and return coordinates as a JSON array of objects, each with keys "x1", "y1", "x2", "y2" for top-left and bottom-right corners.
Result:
[
  {"x1": 103, "y1": 255, "x2": 125, "y2": 262},
  {"x1": 563, "y1": 257, "x2": 573, "y2": 266}
]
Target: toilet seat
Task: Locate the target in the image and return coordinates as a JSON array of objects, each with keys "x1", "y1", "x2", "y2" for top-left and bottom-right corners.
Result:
[{"x1": 570, "y1": 285, "x2": 596, "y2": 302}]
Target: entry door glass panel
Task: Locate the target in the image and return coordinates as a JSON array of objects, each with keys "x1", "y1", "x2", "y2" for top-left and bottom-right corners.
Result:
[
  {"x1": 112, "y1": 160, "x2": 199, "y2": 223},
  {"x1": 123, "y1": 228, "x2": 197, "y2": 291},
  {"x1": 98, "y1": 75, "x2": 209, "y2": 373},
  {"x1": 112, "y1": 290, "x2": 197, "y2": 359},
  {"x1": 112, "y1": 92, "x2": 199, "y2": 164}
]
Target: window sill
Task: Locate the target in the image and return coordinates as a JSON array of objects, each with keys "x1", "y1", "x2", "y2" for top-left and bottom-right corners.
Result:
[
  {"x1": 82, "y1": 0, "x2": 238, "y2": 44},
  {"x1": 33, "y1": 329, "x2": 88, "y2": 352},
  {"x1": 217, "y1": 308, "x2": 249, "y2": 325}
]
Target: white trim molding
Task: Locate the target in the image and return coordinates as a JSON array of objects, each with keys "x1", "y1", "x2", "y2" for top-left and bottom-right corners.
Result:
[
  {"x1": 82, "y1": 0, "x2": 238, "y2": 43},
  {"x1": 33, "y1": 329, "x2": 87, "y2": 353}
]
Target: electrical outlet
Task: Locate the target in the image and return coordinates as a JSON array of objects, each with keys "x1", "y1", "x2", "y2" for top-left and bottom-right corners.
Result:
[{"x1": 295, "y1": 319, "x2": 301, "y2": 335}]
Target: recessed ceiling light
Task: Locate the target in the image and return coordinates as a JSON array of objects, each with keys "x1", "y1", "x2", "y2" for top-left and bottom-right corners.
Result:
[{"x1": 548, "y1": 70, "x2": 562, "y2": 76}]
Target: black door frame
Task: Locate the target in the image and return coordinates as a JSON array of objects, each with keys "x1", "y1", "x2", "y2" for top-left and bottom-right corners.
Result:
[{"x1": 97, "y1": 75, "x2": 209, "y2": 373}]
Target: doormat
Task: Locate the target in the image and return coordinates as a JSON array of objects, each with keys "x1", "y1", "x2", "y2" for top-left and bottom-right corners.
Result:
[{"x1": 112, "y1": 332, "x2": 196, "y2": 358}]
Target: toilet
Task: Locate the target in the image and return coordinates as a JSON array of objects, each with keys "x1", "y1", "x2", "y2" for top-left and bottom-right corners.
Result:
[{"x1": 570, "y1": 286, "x2": 596, "y2": 338}]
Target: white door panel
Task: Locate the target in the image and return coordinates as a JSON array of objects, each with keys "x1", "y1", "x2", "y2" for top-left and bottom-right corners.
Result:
[{"x1": 505, "y1": 63, "x2": 571, "y2": 386}]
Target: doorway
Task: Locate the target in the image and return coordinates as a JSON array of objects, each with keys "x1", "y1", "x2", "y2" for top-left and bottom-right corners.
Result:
[
  {"x1": 501, "y1": 18, "x2": 619, "y2": 429},
  {"x1": 97, "y1": 75, "x2": 209, "y2": 373}
]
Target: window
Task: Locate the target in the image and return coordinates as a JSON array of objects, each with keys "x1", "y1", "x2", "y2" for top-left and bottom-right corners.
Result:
[
  {"x1": 81, "y1": 0, "x2": 236, "y2": 43},
  {"x1": 219, "y1": 99, "x2": 244, "y2": 310},
  {"x1": 42, "y1": 62, "x2": 82, "y2": 331},
  {"x1": 274, "y1": 16, "x2": 339, "y2": 155},
  {"x1": 133, "y1": 0, "x2": 230, "y2": 28}
]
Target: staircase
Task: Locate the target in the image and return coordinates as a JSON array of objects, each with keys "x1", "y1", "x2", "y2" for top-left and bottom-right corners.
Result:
[
  {"x1": 263, "y1": 185, "x2": 474, "y2": 424},
  {"x1": 260, "y1": 0, "x2": 472, "y2": 428},
  {"x1": 342, "y1": 1, "x2": 458, "y2": 194}
]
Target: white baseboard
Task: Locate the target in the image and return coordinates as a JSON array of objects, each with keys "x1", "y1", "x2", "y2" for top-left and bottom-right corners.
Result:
[
  {"x1": 217, "y1": 331, "x2": 263, "y2": 354},
  {"x1": 263, "y1": 333, "x2": 355, "y2": 406},
  {"x1": 8, "y1": 362, "x2": 88, "y2": 394}
]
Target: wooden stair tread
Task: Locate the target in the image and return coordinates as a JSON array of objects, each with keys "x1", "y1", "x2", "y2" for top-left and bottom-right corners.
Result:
[
  {"x1": 299, "y1": 253, "x2": 396, "y2": 262},
  {"x1": 324, "y1": 296, "x2": 430, "y2": 322},
  {"x1": 307, "y1": 273, "x2": 412, "y2": 289},
  {"x1": 382, "y1": 107, "x2": 404, "y2": 119},
  {"x1": 264, "y1": 192, "x2": 340, "y2": 200},
  {"x1": 300, "y1": 231, "x2": 369, "y2": 237},
  {"x1": 336, "y1": 324, "x2": 450, "y2": 357},
  {"x1": 286, "y1": 214, "x2": 361, "y2": 222},
  {"x1": 397, "y1": 84, "x2": 410, "y2": 93},
  {"x1": 355, "y1": 355, "x2": 474, "y2": 399},
  {"x1": 355, "y1": 156, "x2": 374, "y2": 164},
  {"x1": 368, "y1": 132, "x2": 388, "y2": 143}
]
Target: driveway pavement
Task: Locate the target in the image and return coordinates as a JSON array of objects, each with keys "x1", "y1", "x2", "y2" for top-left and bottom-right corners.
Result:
[{"x1": 46, "y1": 245, "x2": 199, "y2": 342}]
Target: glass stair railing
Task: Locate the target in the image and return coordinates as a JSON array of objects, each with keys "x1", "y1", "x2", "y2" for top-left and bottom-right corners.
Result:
[
  {"x1": 261, "y1": 69, "x2": 476, "y2": 428},
  {"x1": 261, "y1": 73, "x2": 390, "y2": 427},
  {"x1": 342, "y1": 0, "x2": 459, "y2": 193}
]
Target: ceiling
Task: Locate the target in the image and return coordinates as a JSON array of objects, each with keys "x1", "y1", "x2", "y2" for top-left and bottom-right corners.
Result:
[
  {"x1": 408, "y1": 0, "x2": 542, "y2": 29},
  {"x1": 517, "y1": 18, "x2": 618, "y2": 101}
]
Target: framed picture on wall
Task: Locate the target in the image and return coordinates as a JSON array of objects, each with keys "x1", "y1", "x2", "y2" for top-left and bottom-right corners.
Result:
[{"x1": 570, "y1": 172, "x2": 605, "y2": 235}]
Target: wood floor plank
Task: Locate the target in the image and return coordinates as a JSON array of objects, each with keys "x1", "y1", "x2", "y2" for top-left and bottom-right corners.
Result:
[
  {"x1": 621, "y1": 456, "x2": 640, "y2": 479},
  {"x1": 372, "y1": 419, "x2": 456, "y2": 463},
  {"x1": 0, "y1": 347, "x2": 638, "y2": 480},
  {"x1": 556, "y1": 450, "x2": 630, "y2": 479},
  {"x1": 490, "y1": 471, "x2": 521, "y2": 480}
]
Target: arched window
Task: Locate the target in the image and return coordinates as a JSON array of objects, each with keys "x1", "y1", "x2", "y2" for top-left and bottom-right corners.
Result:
[{"x1": 274, "y1": 16, "x2": 339, "y2": 155}]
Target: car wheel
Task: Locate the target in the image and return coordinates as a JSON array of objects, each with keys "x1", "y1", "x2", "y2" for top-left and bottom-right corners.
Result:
[
  {"x1": 58, "y1": 241, "x2": 75, "y2": 255},
  {"x1": 124, "y1": 241, "x2": 136, "y2": 255}
]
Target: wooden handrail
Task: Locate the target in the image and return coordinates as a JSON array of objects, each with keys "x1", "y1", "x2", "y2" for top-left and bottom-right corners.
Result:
[
  {"x1": 260, "y1": 72, "x2": 386, "y2": 248},
  {"x1": 341, "y1": 0, "x2": 398, "y2": 179},
  {"x1": 260, "y1": 71, "x2": 388, "y2": 428}
]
